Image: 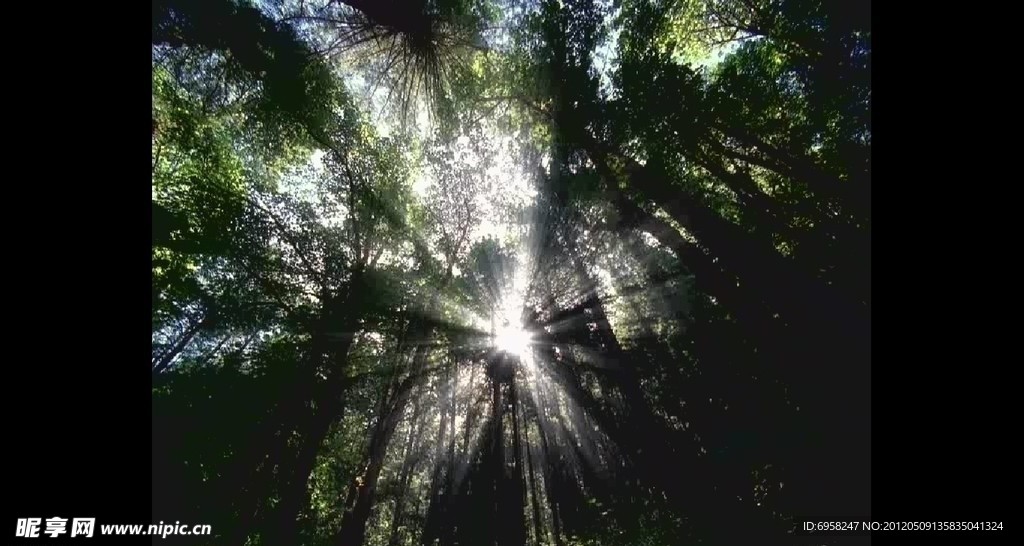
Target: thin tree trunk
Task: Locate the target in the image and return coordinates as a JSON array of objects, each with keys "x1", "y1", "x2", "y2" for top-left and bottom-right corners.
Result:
[
  {"x1": 460, "y1": 364, "x2": 479, "y2": 460},
  {"x1": 491, "y1": 375, "x2": 504, "y2": 545},
  {"x1": 419, "y1": 367, "x2": 453, "y2": 546},
  {"x1": 509, "y1": 379, "x2": 527, "y2": 546},
  {"x1": 523, "y1": 411, "x2": 544, "y2": 546},
  {"x1": 196, "y1": 332, "x2": 232, "y2": 364},
  {"x1": 386, "y1": 393, "x2": 426, "y2": 546},
  {"x1": 533, "y1": 412, "x2": 563, "y2": 546},
  {"x1": 152, "y1": 314, "x2": 208, "y2": 374},
  {"x1": 440, "y1": 361, "x2": 460, "y2": 545}
]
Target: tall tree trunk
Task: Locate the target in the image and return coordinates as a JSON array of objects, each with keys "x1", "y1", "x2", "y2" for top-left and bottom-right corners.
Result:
[
  {"x1": 386, "y1": 393, "x2": 426, "y2": 546},
  {"x1": 535, "y1": 263, "x2": 789, "y2": 542},
  {"x1": 491, "y1": 375, "x2": 505, "y2": 546},
  {"x1": 419, "y1": 367, "x2": 454, "y2": 546},
  {"x1": 612, "y1": 192, "x2": 796, "y2": 374},
  {"x1": 263, "y1": 378, "x2": 349, "y2": 545},
  {"x1": 715, "y1": 122, "x2": 869, "y2": 220},
  {"x1": 533, "y1": 409, "x2": 563, "y2": 546},
  {"x1": 585, "y1": 129, "x2": 865, "y2": 341},
  {"x1": 596, "y1": 141, "x2": 870, "y2": 398},
  {"x1": 256, "y1": 269, "x2": 369, "y2": 546},
  {"x1": 440, "y1": 361, "x2": 460, "y2": 545},
  {"x1": 506, "y1": 378, "x2": 527, "y2": 546},
  {"x1": 337, "y1": 343, "x2": 431, "y2": 546},
  {"x1": 459, "y1": 364, "x2": 479, "y2": 460},
  {"x1": 222, "y1": 323, "x2": 334, "y2": 546},
  {"x1": 336, "y1": 382, "x2": 417, "y2": 546},
  {"x1": 523, "y1": 410, "x2": 544, "y2": 546}
]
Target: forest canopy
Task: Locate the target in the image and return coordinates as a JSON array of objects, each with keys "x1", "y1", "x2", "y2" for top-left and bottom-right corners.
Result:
[{"x1": 152, "y1": 0, "x2": 870, "y2": 544}]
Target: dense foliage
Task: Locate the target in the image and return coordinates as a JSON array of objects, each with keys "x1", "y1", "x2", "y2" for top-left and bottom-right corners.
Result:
[{"x1": 152, "y1": 0, "x2": 870, "y2": 544}]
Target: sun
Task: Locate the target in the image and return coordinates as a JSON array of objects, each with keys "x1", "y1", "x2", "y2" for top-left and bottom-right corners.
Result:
[{"x1": 495, "y1": 323, "x2": 532, "y2": 356}]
